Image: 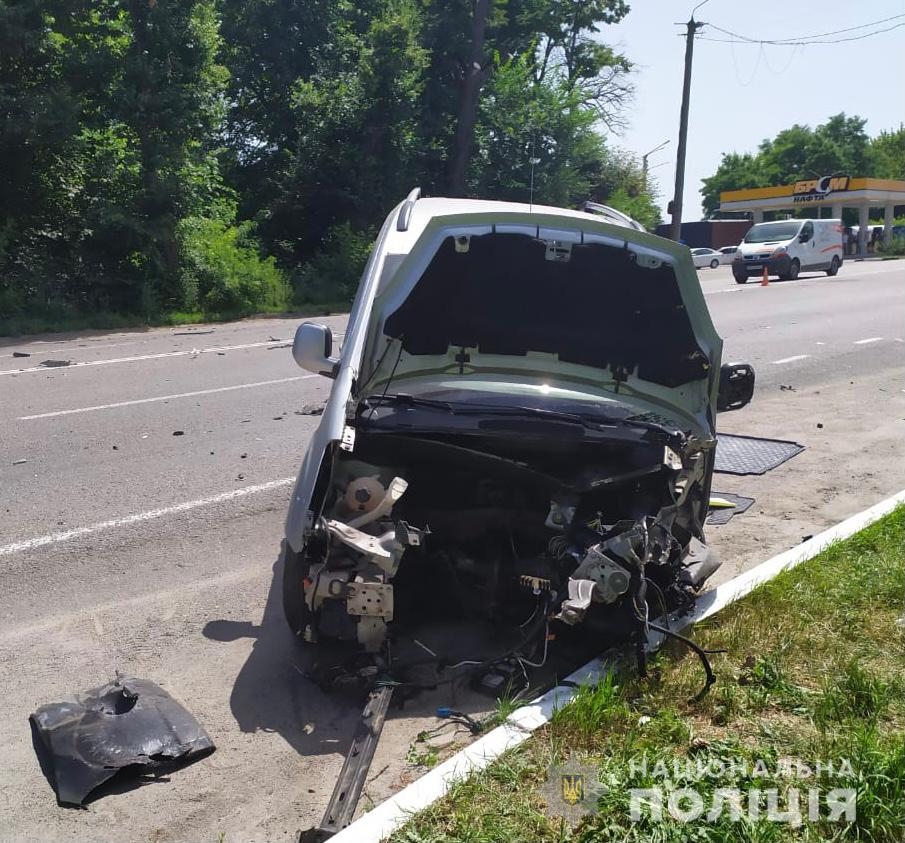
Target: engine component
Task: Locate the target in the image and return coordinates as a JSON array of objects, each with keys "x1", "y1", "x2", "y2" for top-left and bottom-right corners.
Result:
[
  {"x1": 305, "y1": 473, "x2": 425, "y2": 653},
  {"x1": 519, "y1": 574, "x2": 551, "y2": 593},
  {"x1": 344, "y1": 475, "x2": 385, "y2": 515},
  {"x1": 555, "y1": 519, "x2": 668, "y2": 625},
  {"x1": 348, "y1": 476, "x2": 408, "y2": 529},
  {"x1": 545, "y1": 498, "x2": 576, "y2": 531},
  {"x1": 663, "y1": 445, "x2": 683, "y2": 470},
  {"x1": 556, "y1": 578, "x2": 596, "y2": 625},
  {"x1": 357, "y1": 617, "x2": 387, "y2": 652},
  {"x1": 346, "y1": 581, "x2": 394, "y2": 618},
  {"x1": 324, "y1": 519, "x2": 393, "y2": 562},
  {"x1": 575, "y1": 544, "x2": 632, "y2": 603},
  {"x1": 677, "y1": 538, "x2": 721, "y2": 590}
]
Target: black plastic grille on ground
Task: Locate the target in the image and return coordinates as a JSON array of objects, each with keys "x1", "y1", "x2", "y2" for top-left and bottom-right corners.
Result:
[
  {"x1": 707, "y1": 492, "x2": 755, "y2": 525},
  {"x1": 714, "y1": 433, "x2": 805, "y2": 476}
]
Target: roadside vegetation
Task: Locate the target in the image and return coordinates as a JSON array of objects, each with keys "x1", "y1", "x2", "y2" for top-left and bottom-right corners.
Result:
[
  {"x1": 879, "y1": 236, "x2": 905, "y2": 258},
  {"x1": 1, "y1": 0, "x2": 663, "y2": 336},
  {"x1": 393, "y1": 508, "x2": 905, "y2": 842},
  {"x1": 4, "y1": 1, "x2": 901, "y2": 336}
]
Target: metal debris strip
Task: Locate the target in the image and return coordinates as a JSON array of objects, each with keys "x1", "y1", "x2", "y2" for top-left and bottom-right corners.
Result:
[
  {"x1": 707, "y1": 492, "x2": 755, "y2": 525},
  {"x1": 30, "y1": 676, "x2": 214, "y2": 806},
  {"x1": 714, "y1": 433, "x2": 804, "y2": 476}
]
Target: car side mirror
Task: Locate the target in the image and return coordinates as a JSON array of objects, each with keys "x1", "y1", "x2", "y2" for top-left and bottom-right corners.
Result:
[
  {"x1": 799, "y1": 232, "x2": 810, "y2": 243},
  {"x1": 292, "y1": 322, "x2": 339, "y2": 378},
  {"x1": 717, "y1": 362, "x2": 755, "y2": 412}
]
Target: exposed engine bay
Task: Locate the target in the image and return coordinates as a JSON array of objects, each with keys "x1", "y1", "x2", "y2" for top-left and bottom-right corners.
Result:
[
  {"x1": 282, "y1": 196, "x2": 756, "y2": 837},
  {"x1": 284, "y1": 414, "x2": 721, "y2": 693}
]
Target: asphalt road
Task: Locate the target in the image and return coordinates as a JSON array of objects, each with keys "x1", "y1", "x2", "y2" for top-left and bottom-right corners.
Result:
[{"x1": 1, "y1": 258, "x2": 902, "y2": 841}]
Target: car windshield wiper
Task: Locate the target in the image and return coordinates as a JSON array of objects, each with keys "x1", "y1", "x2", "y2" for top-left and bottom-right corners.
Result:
[
  {"x1": 361, "y1": 394, "x2": 591, "y2": 426},
  {"x1": 360, "y1": 393, "x2": 454, "y2": 413},
  {"x1": 360, "y1": 393, "x2": 681, "y2": 441},
  {"x1": 362, "y1": 392, "x2": 617, "y2": 427},
  {"x1": 471, "y1": 405, "x2": 687, "y2": 446}
]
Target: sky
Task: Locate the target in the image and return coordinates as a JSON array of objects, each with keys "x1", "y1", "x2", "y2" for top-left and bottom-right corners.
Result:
[{"x1": 602, "y1": 0, "x2": 905, "y2": 220}]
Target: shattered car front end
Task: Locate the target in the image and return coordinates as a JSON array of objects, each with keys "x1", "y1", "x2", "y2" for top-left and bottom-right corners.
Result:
[{"x1": 280, "y1": 193, "x2": 751, "y2": 689}]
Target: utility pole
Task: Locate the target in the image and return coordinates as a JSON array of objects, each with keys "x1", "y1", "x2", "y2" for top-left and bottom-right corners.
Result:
[{"x1": 668, "y1": 12, "x2": 706, "y2": 242}]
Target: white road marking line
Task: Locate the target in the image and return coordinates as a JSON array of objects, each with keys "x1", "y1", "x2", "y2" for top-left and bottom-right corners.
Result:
[
  {"x1": 0, "y1": 340, "x2": 287, "y2": 376},
  {"x1": 2, "y1": 340, "x2": 145, "y2": 358},
  {"x1": 772, "y1": 354, "x2": 810, "y2": 364},
  {"x1": 853, "y1": 337, "x2": 884, "y2": 345},
  {"x1": 18, "y1": 375, "x2": 316, "y2": 420},
  {"x1": 0, "y1": 478, "x2": 295, "y2": 557}
]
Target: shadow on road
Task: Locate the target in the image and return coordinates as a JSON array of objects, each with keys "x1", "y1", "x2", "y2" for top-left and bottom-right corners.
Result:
[{"x1": 203, "y1": 551, "x2": 358, "y2": 758}]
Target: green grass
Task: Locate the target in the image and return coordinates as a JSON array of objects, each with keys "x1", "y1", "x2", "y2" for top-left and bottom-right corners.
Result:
[
  {"x1": 392, "y1": 508, "x2": 905, "y2": 842},
  {"x1": 0, "y1": 300, "x2": 351, "y2": 338}
]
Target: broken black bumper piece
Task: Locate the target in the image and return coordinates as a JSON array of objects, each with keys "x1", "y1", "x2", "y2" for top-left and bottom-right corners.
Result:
[{"x1": 30, "y1": 676, "x2": 214, "y2": 806}]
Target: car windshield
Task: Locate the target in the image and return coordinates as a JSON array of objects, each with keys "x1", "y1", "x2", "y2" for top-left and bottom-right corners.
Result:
[{"x1": 744, "y1": 222, "x2": 801, "y2": 243}]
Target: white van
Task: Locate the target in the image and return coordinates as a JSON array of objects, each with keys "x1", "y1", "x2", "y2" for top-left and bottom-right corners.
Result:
[{"x1": 732, "y1": 218, "x2": 843, "y2": 283}]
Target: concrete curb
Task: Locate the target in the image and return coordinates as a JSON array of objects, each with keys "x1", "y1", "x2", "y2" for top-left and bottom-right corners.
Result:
[{"x1": 331, "y1": 489, "x2": 905, "y2": 842}]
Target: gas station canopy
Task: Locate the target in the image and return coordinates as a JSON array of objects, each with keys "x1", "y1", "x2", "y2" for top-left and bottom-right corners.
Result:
[{"x1": 719, "y1": 177, "x2": 905, "y2": 254}]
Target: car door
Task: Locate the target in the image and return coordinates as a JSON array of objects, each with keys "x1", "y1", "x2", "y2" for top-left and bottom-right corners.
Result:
[{"x1": 799, "y1": 221, "x2": 816, "y2": 269}]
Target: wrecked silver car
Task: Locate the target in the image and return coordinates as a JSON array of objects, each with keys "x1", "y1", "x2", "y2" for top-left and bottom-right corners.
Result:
[{"x1": 281, "y1": 191, "x2": 753, "y2": 691}]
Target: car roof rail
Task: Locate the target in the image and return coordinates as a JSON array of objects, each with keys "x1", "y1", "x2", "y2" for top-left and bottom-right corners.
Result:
[
  {"x1": 396, "y1": 187, "x2": 422, "y2": 232},
  {"x1": 580, "y1": 201, "x2": 645, "y2": 231}
]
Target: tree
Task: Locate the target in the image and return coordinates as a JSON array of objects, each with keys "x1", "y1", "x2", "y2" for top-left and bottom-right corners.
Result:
[
  {"x1": 418, "y1": 0, "x2": 631, "y2": 196},
  {"x1": 272, "y1": 0, "x2": 429, "y2": 264},
  {"x1": 218, "y1": 0, "x2": 331, "y2": 222},
  {"x1": 447, "y1": 0, "x2": 490, "y2": 196},
  {"x1": 0, "y1": 0, "x2": 80, "y2": 304},
  {"x1": 2, "y1": 0, "x2": 643, "y2": 326},
  {"x1": 591, "y1": 148, "x2": 661, "y2": 230},
  {"x1": 470, "y1": 51, "x2": 606, "y2": 206},
  {"x1": 701, "y1": 113, "x2": 893, "y2": 218},
  {"x1": 870, "y1": 125, "x2": 905, "y2": 179},
  {"x1": 114, "y1": 0, "x2": 228, "y2": 308},
  {"x1": 529, "y1": 0, "x2": 632, "y2": 128},
  {"x1": 701, "y1": 152, "x2": 770, "y2": 217}
]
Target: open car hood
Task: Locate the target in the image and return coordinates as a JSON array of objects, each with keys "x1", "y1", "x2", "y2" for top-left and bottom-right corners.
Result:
[
  {"x1": 360, "y1": 202, "x2": 721, "y2": 432},
  {"x1": 285, "y1": 197, "x2": 723, "y2": 550}
]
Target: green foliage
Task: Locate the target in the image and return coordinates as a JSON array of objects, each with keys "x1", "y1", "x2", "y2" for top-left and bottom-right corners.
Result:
[
  {"x1": 879, "y1": 235, "x2": 905, "y2": 257},
  {"x1": 702, "y1": 113, "x2": 902, "y2": 218},
  {"x1": 592, "y1": 148, "x2": 663, "y2": 230},
  {"x1": 293, "y1": 223, "x2": 374, "y2": 306},
  {"x1": 179, "y1": 216, "x2": 289, "y2": 315},
  {"x1": 869, "y1": 125, "x2": 905, "y2": 179},
  {"x1": 2, "y1": 0, "x2": 658, "y2": 332},
  {"x1": 471, "y1": 51, "x2": 608, "y2": 206}
]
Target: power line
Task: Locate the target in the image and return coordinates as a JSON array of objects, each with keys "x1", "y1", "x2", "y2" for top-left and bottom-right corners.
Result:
[
  {"x1": 769, "y1": 12, "x2": 905, "y2": 40},
  {"x1": 708, "y1": 12, "x2": 905, "y2": 43},
  {"x1": 703, "y1": 17, "x2": 905, "y2": 46}
]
